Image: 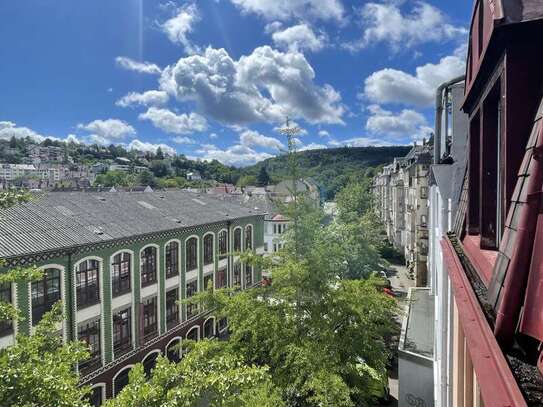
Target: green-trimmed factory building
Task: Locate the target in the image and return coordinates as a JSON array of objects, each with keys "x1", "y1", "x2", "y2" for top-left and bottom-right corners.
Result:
[{"x1": 0, "y1": 189, "x2": 265, "y2": 405}]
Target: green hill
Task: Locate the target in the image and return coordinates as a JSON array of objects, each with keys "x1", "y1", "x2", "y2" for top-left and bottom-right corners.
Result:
[{"x1": 241, "y1": 146, "x2": 412, "y2": 199}]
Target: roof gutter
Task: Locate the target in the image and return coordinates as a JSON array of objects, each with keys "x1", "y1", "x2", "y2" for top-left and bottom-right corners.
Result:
[{"x1": 434, "y1": 76, "x2": 466, "y2": 164}]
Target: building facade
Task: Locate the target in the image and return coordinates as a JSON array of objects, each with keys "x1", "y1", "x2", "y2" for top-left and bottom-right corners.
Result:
[
  {"x1": 374, "y1": 144, "x2": 432, "y2": 286},
  {"x1": 424, "y1": 1, "x2": 543, "y2": 405},
  {"x1": 0, "y1": 190, "x2": 265, "y2": 405}
]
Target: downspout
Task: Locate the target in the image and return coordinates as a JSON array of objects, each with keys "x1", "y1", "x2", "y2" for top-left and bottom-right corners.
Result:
[
  {"x1": 494, "y1": 128, "x2": 543, "y2": 348},
  {"x1": 434, "y1": 76, "x2": 466, "y2": 164}
]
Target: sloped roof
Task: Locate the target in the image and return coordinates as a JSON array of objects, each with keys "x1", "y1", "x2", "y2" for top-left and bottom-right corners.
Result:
[{"x1": 0, "y1": 190, "x2": 263, "y2": 258}]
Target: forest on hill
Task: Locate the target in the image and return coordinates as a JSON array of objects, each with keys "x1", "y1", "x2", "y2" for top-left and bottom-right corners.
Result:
[{"x1": 240, "y1": 146, "x2": 412, "y2": 199}]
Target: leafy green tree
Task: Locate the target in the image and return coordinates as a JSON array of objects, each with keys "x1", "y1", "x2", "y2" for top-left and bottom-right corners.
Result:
[
  {"x1": 138, "y1": 170, "x2": 157, "y2": 187},
  {"x1": 155, "y1": 147, "x2": 165, "y2": 160},
  {"x1": 149, "y1": 160, "x2": 171, "y2": 178},
  {"x1": 0, "y1": 190, "x2": 91, "y2": 406},
  {"x1": 0, "y1": 303, "x2": 91, "y2": 407},
  {"x1": 108, "y1": 341, "x2": 283, "y2": 407},
  {"x1": 94, "y1": 171, "x2": 135, "y2": 187},
  {"x1": 256, "y1": 166, "x2": 271, "y2": 186},
  {"x1": 335, "y1": 180, "x2": 373, "y2": 223},
  {"x1": 193, "y1": 195, "x2": 397, "y2": 406}
]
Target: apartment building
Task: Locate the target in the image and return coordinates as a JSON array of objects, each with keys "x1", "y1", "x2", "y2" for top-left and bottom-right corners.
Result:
[
  {"x1": 374, "y1": 143, "x2": 432, "y2": 286},
  {"x1": 0, "y1": 190, "x2": 265, "y2": 405},
  {"x1": 28, "y1": 145, "x2": 64, "y2": 163},
  {"x1": 422, "y1": 1, "x2": 543, "y2": 405}
]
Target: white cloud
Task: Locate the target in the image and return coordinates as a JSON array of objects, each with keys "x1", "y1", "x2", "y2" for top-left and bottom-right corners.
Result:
[
  {"x1": 197, "y1": 143, "x2": 273, "y2": 167},
  {"x1": 128, "y1": 139, "x2": 176, "y2": 156},
  {"x1": 173, "y1": 136, "x2": 196, "y2": 144},
  {"x1": 0, "y1": 121, "x2": 47, "y2": 142},
  {"x1": 363, "y1": 54, "x2": 465, "y2": 107},
  {"x1": 365, "y1": 105, "x2": 433, "y2": 141},
  {"x1": 271, "y1": 23, "x2": 326, "y2": 52},
  {"x1": 240, "y1": 129, "x2": 284, "y2": 150},
  {"x1": 298, "y1": 142, "x2": 327, "y2": 151},
  {"x1": 318, "y1": 130, "x2": 330, "y2": 137},
  {"x1": 209, "y1": 132, "x2": 218, "y2": 139},
  {"x1": 349, "y1": 1, "x2": 467, "y2": 51},
  {"x1": 65, "y1": 134, "x2": 80, "y2": 144},
  {"x1": 115, "y1": 56, "x2": 162, "y2": 75},
  {"x1": 116, "y1": 91, "x2": 169, "y2": 108},
  {"x1": 160, "y1": 46, "x2": 344, "y2": 126},
  {"x1": 138, "y1": 108, "x2": 207, "y2": 135},
  {"x1": 161, "y1": 3, "x2": 201, "y2": 53},
  {"x1": 328, "y1": 137, "x2": 396, "y2": 147},
  {"x1": 78, "y1": 119, "x2": 136, "y2": 143},
  {"x1": 229, "y1": 0, "x2": 344, "y2": 22},
  {"x1": 89, "y1": 135, "x2": 110, "y2": 145}
]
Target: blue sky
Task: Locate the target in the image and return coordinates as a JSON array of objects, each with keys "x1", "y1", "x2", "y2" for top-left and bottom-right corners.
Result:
[{"x1": 0, "y1": 0, "x2": 472, "y2": 166}]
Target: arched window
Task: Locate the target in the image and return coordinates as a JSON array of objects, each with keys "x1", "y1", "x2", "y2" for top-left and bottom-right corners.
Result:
[
  {"x1": 143, "y1": 351, "x2": 160, "y2": 378},
  {"x1": 245, "y1": 225, "x2": 252, "y2": 250},
  {"x1": 186, "y1": 327, "x2": 199, "y2": 341},
  {"x1": 76, "y1": 259, "x2": 100, "y2": 309},
  {"x1": 112, "y1": 252, "x2": 131, "y2": 297},
  {"x1": 203, "y1": 234, "x2": 214, "y2": 265},
  {"x1": 186, "y1": 238, "x2": 198, "y2": 271},
  {"x1": 113, "y1": 367, "x2": 132, "y2": 396},
  {"x1": 218, "y1": 230, "x2": 228, "y2": 259},
  {"x1": 166, "y1": 338, "x2": 181, "y2": 363},
  {"x1": 88, "y1": 385, "x2": 105, "y2": 407},
  {"x1": 32, "y1": 268, "x2": 61, "y2": 325},
  {"x1": 165, "y1": 241, "x2": 179, "y2": 278},
  {"x1": 141, "y1": 247, "x2": 157, "y2": 287},
  {"x1": 217, "y1": 317, "x2": 227, "y2": 333},
  {"x1": 204, "y1": 318, "x2": 215, "y2": 338},
  {"x1": 233, "y1": 228, "x2": 242, "y2": 252}
]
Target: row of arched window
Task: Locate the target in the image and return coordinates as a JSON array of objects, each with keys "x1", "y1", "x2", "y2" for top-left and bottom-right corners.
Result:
[{"x1": 1, "y1": 226, "x2": 254, "y2": 338}]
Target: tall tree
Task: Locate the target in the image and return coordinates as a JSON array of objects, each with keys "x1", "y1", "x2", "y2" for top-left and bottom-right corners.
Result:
[{"x1": 256, "y1": 166, "x2": 271, "y2": 186}]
